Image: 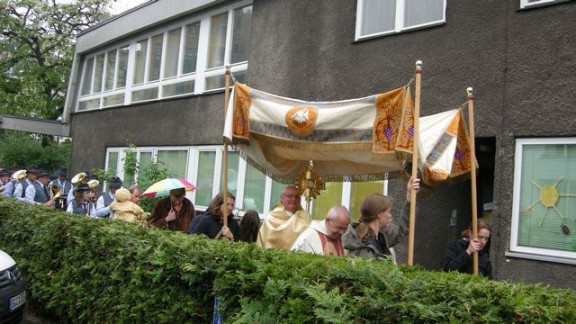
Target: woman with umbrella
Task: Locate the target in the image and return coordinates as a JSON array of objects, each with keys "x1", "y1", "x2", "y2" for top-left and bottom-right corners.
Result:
[
  {"x1": 146, "y1": 180, "x2": 196, "y2": 232},
  {"x1": 191, "y1": 192, "x2": 240, "y2": 240}
]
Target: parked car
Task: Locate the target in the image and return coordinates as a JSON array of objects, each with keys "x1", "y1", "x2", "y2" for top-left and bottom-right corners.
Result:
[{"x1": 0, "y1": 249, "x2": 26, "y2": 324}]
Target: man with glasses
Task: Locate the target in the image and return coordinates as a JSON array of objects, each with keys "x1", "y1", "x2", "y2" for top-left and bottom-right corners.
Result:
[
  {"x1": 256, "y1": 186, "x2": 311, "y2": 250},
  {"x1": 291, "y1": 205, "x2": 351, "y2": 256}
]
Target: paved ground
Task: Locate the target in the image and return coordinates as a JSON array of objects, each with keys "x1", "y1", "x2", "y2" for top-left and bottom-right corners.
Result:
[{"x1": 21, "y1": 305, "x2": 55, "y2": 324}]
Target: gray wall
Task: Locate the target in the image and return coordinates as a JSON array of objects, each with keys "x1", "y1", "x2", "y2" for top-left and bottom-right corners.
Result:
[
  {"x1": 247, "y1": 0, "x2": 576, "y2": 288},
  {"x1": 69, "y1": 0, "x2": 576, "y2": 289},
  {"x1": 70, "y1": 93, "x2": 225, "y2": 172}
]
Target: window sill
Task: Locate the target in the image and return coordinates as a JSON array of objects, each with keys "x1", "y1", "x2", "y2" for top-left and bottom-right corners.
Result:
[
  {"x1": 353, "y1": 22, "x2": 446, "y2": 44},
  {"x1": 505, "y1": 251, "x2": 576, "y2": 266},
  {"x1": 518, "y1": 0, "x2": 573, "y2": 11}
]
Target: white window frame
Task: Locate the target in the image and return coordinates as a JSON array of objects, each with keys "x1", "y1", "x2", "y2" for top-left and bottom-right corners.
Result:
[
  {"x1": 355, "y1": 0, "x2": 446, "y2": 41},
  {"x1": 520, "y1": 0, "x2": 560, "y2": 9},
  {"x1": 509, "y1": 137, "x2": 576, "y2": 265},
  {"x1": 105, "y1": 145, "x2": 390, "y2": 219},
  {"x1": 76, "y1": 0, "x2": 251, "y2": 112}
]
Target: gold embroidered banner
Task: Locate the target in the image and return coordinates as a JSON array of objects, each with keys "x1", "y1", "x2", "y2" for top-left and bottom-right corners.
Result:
[{"x1": 223, "y1": 83, "x2": 474, "y2": 185}]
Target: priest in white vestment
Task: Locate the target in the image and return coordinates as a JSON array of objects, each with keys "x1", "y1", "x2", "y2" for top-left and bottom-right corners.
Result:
[
  {"x1": 257, "y1": 186, "x2": 311, "y2": 250},
  {"x1": 291, "y1": 206, "x2": 351, "y2": 256}
]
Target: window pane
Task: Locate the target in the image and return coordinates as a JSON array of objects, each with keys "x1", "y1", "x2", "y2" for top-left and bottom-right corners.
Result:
[
  {"x1": 349, "y1": 181, "x2": 384, "y2": 222},
  {"x1": 134, "y1": 40, "x2": 148, "y2": 84},
  {"x1": 207, "y1": 12, "x2": 228, "y2": 68},
  {"x1": 157, "y1": 150, "x2": 188, "y2": 178},
  {"x1": 117, "y1": 46, "x2": 129, "y2": 88},
  {"x1": 205, "y1": 74, "x2": 225, "y2": 90},
  {"x1": 312, "y1": 182, "x2": 343, "y2": 220},
  {"x1": 404, "y1": 0, "x2": 444, "y2": 28},
  {"x1": 132, "y1": 88, "x2": 158, "y2": 102},
  {"x1": 107, "y1": 152, "x2": 119, "y2": 176},
  {"x1": 163, "y1": 80, "x2": 195, "y2": 97},
  {"x1": 196, "y1": 151, "x2": 216, "y2": 207},
  {"x1": 78, "y1": 98, "x2": 100, "y2": 110},
  {"x1": 80, "y1": 57, "x2": 94, "y2": 95},
  {"x1": 102, "y1": 94, "x2": 125, "y2": 107},
  {"x1": 517, "y1": 144, "x2": 576, "y2": 252},
  {"x1": 243, "y1": 162, "x2": 266, "y2": 213},
  {"x1": 361, "y1": 0, "x2": 396, "y2": 36},
  {"x1": 231, "y1": 6, "x2": 252, "y2": 64},
  {"x1": 183, "y1": 22, "x2": 200, "y2": 74},
  {"x1": 270, "y1": 180, "x2": 285, "y2": 211},
  {"x1": 220, "y1": 151, "x2": 239, "y2": 198},
  {"x1": 104, "y1": 49, "x2": 116, "y2": 91},
  {"x1": 93, "y1": 54, "x2": 105, "y2": 93},
  {"x1": 148, "y1": 34, "x2": 163, "y2": 81},
  {"x1": 164, "y1": 28, "x2": 181, "y2": 78},
  {"x1": 138, "y1": 152, "x2": 153, "y2": 181}
]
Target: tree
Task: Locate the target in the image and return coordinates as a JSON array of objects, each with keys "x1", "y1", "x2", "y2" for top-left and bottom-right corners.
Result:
[
  {"x1": 0, "y1": 131, "x2": 71, "y2": 172},
  {"x1": 0, "y1": 0, "x2": 113, "y2": 119}
]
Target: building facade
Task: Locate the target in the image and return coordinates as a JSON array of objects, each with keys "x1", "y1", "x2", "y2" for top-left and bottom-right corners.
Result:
[{"x1": 63, "y1": 0, "x2": 576, "y2": 289}]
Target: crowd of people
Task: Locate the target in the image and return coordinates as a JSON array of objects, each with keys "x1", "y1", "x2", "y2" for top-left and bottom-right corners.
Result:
[{"x1": 1, "y1": 166, "x2": 492, "y2": 277}]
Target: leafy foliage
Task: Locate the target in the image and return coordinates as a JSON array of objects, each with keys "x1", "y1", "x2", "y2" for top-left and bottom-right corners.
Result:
[
  {"x1": 1, "y1": 198, "x2": 575, "y2": 323},
  {"x1": 136, "y1": 160, "x2": 169, "y2": 213},
  {"x1": 0, "y1": 0, "x2": 112, "y2": 119},
  {"x1": 0, "y1": 130, "x2": 70, "y2": 171}
]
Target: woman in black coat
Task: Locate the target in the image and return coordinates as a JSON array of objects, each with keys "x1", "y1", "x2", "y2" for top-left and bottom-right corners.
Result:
[
  {"x1": 441, "y1": 218, "x2": 493, "y2": 278},
  {"x1": 191, "y1": 192, "x2": 240, "y2": 240}
]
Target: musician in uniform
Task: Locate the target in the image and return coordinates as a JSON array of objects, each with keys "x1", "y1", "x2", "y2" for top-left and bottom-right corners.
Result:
[
  {"x1": 0, "y1": 169, "x2": 11, "y2": 196},
  {"x1": 50, "y1": 169, "x2": 72, "y2": 197},
  {"x1": 20, "y1": 170, "x2": 54, "y2": 206},
  {"x1": 95, "y1": 177, "x2": 123, "y2": 218},
  {"x1": 67, "y1": 171, "x2": 91, "y2": 203},
  {"x1": 66, "y1": 184, "x2": 97, "y2": 217},
  {"x1": 14, "y1": 168, "x2": 37, "y2": 202}
]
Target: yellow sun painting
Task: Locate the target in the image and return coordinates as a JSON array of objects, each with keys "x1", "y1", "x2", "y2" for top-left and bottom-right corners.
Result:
[{"x1": 526, "y1": 177, "x2": 576, "y2": 226}]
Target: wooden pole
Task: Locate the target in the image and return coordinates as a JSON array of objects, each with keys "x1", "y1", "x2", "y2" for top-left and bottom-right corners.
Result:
[
  {"x1": 222, "y1": 65, "x2": 231, "y2": 228},
  {"x1": 467, "y1": 87, "x2": 479, "y2": 275},
  {"x1": 408, "y1": 60, "x2": 422, "y2": 266}
]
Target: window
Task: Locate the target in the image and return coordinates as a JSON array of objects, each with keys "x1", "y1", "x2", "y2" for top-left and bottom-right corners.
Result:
[
  {"x1": 356, "y1": 0, "x2": 446, "y2": 40},
  {"x1": 105, "y1": 145, "x2": 389, "y2": 219},
  {"x1": 520, "y1": 0, "x2": 562, "y2": 9},
  {"x1": 76, "y1": 2, "x2": 252, "y2": 111},
  {"x1": 312, "y1": 182, "x2": 343, "y2": 220},
  {"x1": 510, "y1": 138, "x2": 576, "y2": 263},
  {"x1": 157, "y1": 150, "x2": 188, "y2": 178}
]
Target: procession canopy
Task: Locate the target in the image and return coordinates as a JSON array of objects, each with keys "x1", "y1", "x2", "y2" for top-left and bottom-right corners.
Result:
[
  {"x1": 223, "y1": 83, "x2": 415, "y2": 184},
  {"x1": 406, "y1": 108, "x2": 477, "y2": 186}
]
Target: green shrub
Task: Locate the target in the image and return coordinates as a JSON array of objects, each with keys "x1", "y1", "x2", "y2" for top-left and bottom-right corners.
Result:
[{"x1": 1, "y1": 198, "x2": 575, "y2": 323}]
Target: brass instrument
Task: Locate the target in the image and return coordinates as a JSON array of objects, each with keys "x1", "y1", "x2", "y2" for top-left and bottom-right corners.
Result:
[
  {"x1": 71, "y1": 172, "x2": 87, "y2": 185},
  {"x1": 13, "y1": 169, "x2": 27, "y2": 181},
  {"x1": 2, "y1": 170, "x2": 26, "y2": 194},
  {"x1": 50, "y1": 184, "x2": 65, "y2": 209},
  {"x1": 86, "y1": 179, "x2": 100, "y2": 217}
]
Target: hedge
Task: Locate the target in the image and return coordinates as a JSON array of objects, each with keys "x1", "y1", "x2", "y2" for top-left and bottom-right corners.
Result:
[{"x1": 1, "y1": 198, "x2": 575, "y2": 323}]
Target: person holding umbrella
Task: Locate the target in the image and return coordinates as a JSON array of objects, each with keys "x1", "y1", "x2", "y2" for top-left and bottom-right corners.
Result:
[{"x1": 147, "y1": 184, "x2": 195, "y2": 233}]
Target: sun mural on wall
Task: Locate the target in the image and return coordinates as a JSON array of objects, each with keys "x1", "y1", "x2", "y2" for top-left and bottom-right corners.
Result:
[{"x1": 526, "y1": 177, "x2": 576, "y2": 227}]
